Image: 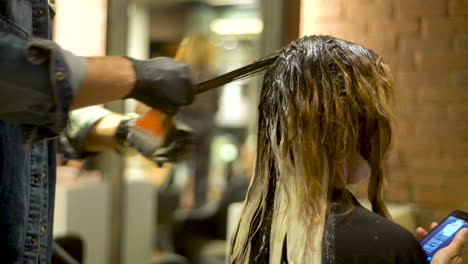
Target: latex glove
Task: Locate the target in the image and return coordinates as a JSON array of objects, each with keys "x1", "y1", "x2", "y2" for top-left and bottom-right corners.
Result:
[
  {"x1": 151, "y1": 121, "x2": 194, "y2": 167},
  {"x1": 126, "y1": 57, "x2": 195, "y2": 115},
  {"x1": 115, "y1": 115, "x2": 194, "y2": 166},
  {"x1": 416, "y1": 223, "x2": 468, "y2": 264}
]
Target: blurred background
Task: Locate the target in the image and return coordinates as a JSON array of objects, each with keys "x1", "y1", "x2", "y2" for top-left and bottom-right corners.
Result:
[{"x1": 52, "y1": 0, "x2": 467, "y2": 263}]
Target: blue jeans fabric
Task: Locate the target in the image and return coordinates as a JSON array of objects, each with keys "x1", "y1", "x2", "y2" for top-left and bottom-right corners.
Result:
[
  {"x1": 0, "y1": 122, "x2": 57, "y2": 264},
  {"x1": 0, "y1": 1, "x2": 74, "y2": 263}
]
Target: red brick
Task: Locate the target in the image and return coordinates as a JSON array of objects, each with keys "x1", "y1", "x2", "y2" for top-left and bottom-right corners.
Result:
[
  {"x1": 353, "y1": 34, "x2": 397, "y2": 53},
  {"x1": 386, "y1": 149, "x2": 408, "y2": 169},
  {"x1": 454, "y1": 71, "x2": 468, "y2": 87},
  {"x1": 432, "y1": 208, "x2": 461, "y2": 222},
  {"x1": 399, "y1": 36, "x2": 452, "y2": 52},
  {"x1": 408, "y1": 168, "x2": 447, "y2": 188},
  {"x1": 411, "y1": 153, "x2": 466, "y2": 174},
  {"x1": 392, "y1": 137, "x2": 440, "y2": 156},
  {"x1": 393, "y1": 142, "x2": 440, "y2": 163},
  {"x1": 386, "y1": 182, "x2": 411, "y2": 203},
  {"x1": 387, "y1": 165, "x2": 411, "y2": 182},
  {"x1": 415, "y1": 208, "x2": 437, "y2": 228},
  {"x1": 444, "y1": 181, "x2": 468, "y2": 209},
  {"x1": 415, "y1": 53, "x2": 468, "y2": 71},
  {"x1": 447, "y1": 104, "x2": 468, "y2": 121},
  {"x1": 438, "y1": 140, "x2": 468, "y2": 157},
  {"x1": 449, "y1": 0, "x2": 468, "y2": 15},
  {"x1": 454, "y1": 35, "x2": 468, "y2": 52},
  {"x1": 393, "y1": 106, "x2": 408, "y2": 120},
  {"x1": 369, "y1": 19, "x2": 420, "y2": 35},
  {"x1": 445, "y1": 175, "x2": 468, "y2": 192},
  {"x1": 393, "y1": 89, "x2": 415, "y2": 108},
  {"x1": 396, "y1": 71, "x2": 451, "y2": 89},
  {"x1": 415, "y1": 85, "x2": 467, "y2": 104},
  {"x1": 395, "y1": 107, "x2": 412, "y2": 118},
  {"x1": 302, "y1": 0, "x2": 343, "y2": 22},
  {"x1": 413, "y1": 186, "x2": 465, "y2": 208},
  {"x1": 396, "y1": 130, "x2": 466, "y2": 157},
  {"x1": 416, "y1": 120, "x2": 468, "y2": 139},
  {"x1": 392, "y1": 119, "x2": 412, "y2": 133},
  {"x1": 423, "y1": 18, "x2": 468, "y2": 36},
  {"x1": 393, "y1": 119, "x2": 417, "y2": 137},
  {"x1": 412, "y1": 104, "x2": 450, "y2": 120},
  {"x1": 344, "y1": 0, "x2": 393, "y2": 20},
  {"x1": 302, "y1": 22, "x2": 366, "y2": 40},
  {"x1": 385, "y1": 52, "x2": 416, "y2": 71},
  {"x1": 298, "y1": 0, "x2": 467, "y2": 217},
  {"x1": 395, "y1": 0, "x2": 448, "y2": 17}
]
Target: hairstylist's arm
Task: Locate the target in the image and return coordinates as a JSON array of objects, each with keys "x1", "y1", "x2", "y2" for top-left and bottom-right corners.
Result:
[
  {"x1": 79, "y1": 111, "x2": 194, "y2": 166},
  {"x1": 416, "y1": 223, "x2": 468, "y2": 264},
  {"x1": 71, "y1": 56, "x2": 194, "y2": 115},
  {"x1": 0, "y1": 32, "x2": 193, "y2": 146},
  {"x1": 60, "y1": 105, "x2": 193, "y2": 166},
  {"x1": 69, "y1": 57, "x2": 135, "y2": 110}
]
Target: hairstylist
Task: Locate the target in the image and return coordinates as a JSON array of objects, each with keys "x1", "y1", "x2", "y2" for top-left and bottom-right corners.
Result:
[{"x1": 0, "y1": 2, "x2": 195, "y2": 263}]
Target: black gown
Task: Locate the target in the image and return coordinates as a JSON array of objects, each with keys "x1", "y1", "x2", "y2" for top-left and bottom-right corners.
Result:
[{"x1": 250, "y1": 189, "x2": 428, "y2": 264}]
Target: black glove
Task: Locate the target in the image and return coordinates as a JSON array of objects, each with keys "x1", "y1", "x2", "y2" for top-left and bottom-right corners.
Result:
[
  {"x1": 126, "y1": 57, "x2": 195, "y2": 115},
  {"x1": 151, "y1": 121, "x2": 194, "y2": 167},
  {"x1": 115, "y1": 114, "x2": 195, "y2": 167}
]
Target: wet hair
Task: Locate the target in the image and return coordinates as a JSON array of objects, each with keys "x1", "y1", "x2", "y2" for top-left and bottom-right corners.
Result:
[{"x1": 198, "y1": 35, "x2": 395, "y2": 263}]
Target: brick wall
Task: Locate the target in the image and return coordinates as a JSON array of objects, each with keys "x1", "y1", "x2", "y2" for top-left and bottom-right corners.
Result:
[{"x1": 301, "y1": 0, "x2": 468, "y2": 226}]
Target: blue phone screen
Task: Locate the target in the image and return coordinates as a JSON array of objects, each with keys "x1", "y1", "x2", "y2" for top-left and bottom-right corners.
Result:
[{"x1": 420, "y1": 216, "x2": 468, "y2": 261}]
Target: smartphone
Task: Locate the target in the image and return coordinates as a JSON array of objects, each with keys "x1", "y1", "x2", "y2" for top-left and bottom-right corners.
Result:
[{"x1": 420, "y1": 210, "x2": 468, "y2": 262}]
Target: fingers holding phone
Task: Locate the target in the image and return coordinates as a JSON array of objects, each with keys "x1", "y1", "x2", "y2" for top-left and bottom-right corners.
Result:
[
  {"x1": 417, "y1": 210, "x2": 468, "y2": 264},
  {"x1": 431, "y1": 228, "x2": 467, "y2": 264},
  {"x1": 417, "y1": 222, "x2": 439, "y2": 240}
]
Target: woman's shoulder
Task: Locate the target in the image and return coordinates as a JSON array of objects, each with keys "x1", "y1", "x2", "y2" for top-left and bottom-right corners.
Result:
[
  {"x1": 336, "y1": 205, "x2": 417, "y2": 243},
  {"x1": 332, "y1": 204, "x2": 428, "y2": 264}
]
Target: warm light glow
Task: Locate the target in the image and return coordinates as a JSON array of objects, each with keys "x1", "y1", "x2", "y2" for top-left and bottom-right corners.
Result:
[
  {"x1": 220, "y1": 144, "x2": 238, "y2": 162},
  {"x1": 210, "y1": 18, "x2": 263, "y2": 35},
  {"x1": 54, "y1": 0, "x2": 107, "y2": 56},
  {"x1": 300, "y1": 0, "x2": 319, "y2": 37},
  {"x1": 205, "y1": 0, "x2": 256, "y2": 5}
]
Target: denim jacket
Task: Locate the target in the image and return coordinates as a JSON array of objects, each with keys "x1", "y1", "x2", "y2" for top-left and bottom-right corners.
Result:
[{"x1": 0, "y1": 1, "x2": 89, "y2": 263}]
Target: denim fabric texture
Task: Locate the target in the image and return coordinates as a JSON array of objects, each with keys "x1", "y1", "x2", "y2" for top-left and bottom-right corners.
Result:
[{"x1": 0, "y1": 1, "x2": 74, "y2": 263}]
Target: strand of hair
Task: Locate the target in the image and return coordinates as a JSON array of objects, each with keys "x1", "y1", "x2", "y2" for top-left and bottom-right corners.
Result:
[{"x1": 195, "y1": 52, "x2": 279, "y2": 94}]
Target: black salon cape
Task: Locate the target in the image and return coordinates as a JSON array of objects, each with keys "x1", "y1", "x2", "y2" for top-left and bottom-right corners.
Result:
[
  {"x1": 330, "y1": 191, "x2": 429, "y2": 264},
  {"x1": 254, "y1": 189, "x2": 429, "y2": 264}
]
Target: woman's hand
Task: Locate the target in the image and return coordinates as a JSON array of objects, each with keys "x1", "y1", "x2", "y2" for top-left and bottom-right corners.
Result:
[
  {"x1": 416, "y1": 222, "x2": 439, "y2": 239},
  {"x1": 416, "y1": 222, "x2": 468, "y2": 264}
]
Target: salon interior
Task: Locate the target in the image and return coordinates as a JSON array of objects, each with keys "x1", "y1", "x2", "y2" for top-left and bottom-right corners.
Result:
[{"x1": 52, "y1": 0, "x2": 467, "y2": 263}]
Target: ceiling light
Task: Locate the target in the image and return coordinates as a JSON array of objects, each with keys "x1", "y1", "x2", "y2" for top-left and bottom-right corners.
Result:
[{"x1": 210, "y1": 18, "x2": 263, "y2": 35}]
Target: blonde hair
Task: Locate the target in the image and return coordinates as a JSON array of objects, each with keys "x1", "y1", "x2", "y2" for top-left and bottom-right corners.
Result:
[
  {"x1": 175, "y1": 34, "x2": 217, "y2": 68},
  {"x1": 228, "y1": 35, "x2": 395, "y2": 263}
]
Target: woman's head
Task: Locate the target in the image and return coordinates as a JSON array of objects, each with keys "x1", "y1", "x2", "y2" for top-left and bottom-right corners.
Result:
[
  {"x1": 258, "y1": 35, "x2": 394, "y2": 204},
  {"x1": 229, "y1": 35, "x2": 395, "y2": 263}
]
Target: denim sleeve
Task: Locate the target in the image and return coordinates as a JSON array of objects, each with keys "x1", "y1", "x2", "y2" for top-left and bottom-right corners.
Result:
[
  {"x1": 61, "y1": 49, "x2": 88, "y2": 95},
  {"x1": 0, "y1": 32, "x2": 82, "y2": 144},
  {"x1": 59, "y1": 106, "x2": 112, "y2": 159}
]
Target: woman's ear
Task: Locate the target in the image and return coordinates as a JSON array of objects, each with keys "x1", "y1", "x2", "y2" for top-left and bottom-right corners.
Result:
[{"x1": 345, "y1": 152, "x2": 371, "y2": 185}]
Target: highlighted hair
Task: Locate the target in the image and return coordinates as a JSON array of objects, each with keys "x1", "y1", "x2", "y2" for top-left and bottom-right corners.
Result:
[{"x1": 199, "y1": 35, "x2": 395, "y2": 263}]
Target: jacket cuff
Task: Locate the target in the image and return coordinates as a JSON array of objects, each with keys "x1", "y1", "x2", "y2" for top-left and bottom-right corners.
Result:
[
  {"x1": 21, "y1": 38, "x2": 75, "y2": 144},
  {"x1": 60, "y1": 106, "x2": 112, "y2": 159},
  {"x1": 61, "y1": 49, "x2": 88, "y2": 95}
]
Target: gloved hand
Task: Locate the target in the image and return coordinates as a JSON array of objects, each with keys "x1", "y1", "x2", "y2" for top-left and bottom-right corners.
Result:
[
  {"x1": 151, "y1": 121, "x2": 194, "y2": 167},
  {"x1": 125, "y1": 57, "x2": 195, "y2": 115},
  {"x1": 114, "y1": 114, "x2": 194, "y2": 167}
]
